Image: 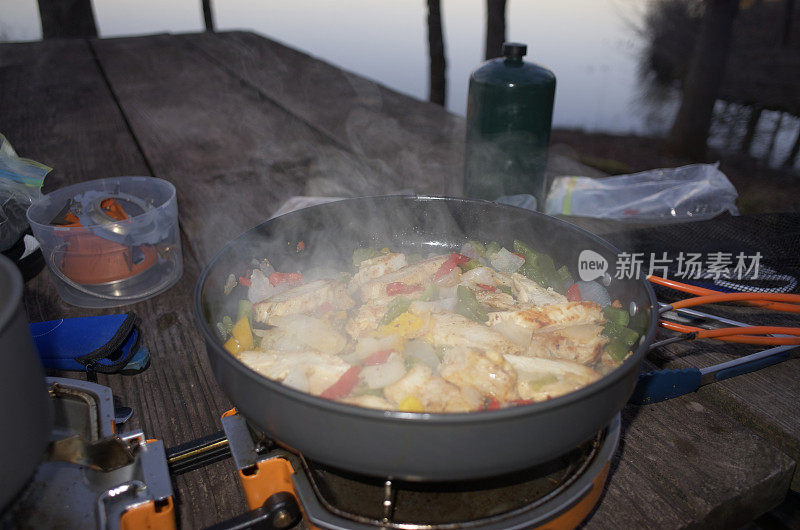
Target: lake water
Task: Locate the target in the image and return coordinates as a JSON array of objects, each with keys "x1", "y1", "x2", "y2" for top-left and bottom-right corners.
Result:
[{"x1": 2, "y1": 0, "x2": 663, "y2": 134}]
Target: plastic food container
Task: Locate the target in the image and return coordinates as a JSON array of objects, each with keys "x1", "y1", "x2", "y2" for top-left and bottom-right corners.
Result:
[{"x1": 26, "y1": 176, "x2": 182, "y2": 308}]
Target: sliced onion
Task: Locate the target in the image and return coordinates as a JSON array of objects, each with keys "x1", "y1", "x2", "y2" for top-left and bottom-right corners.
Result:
[
  {"x1": 575, "y1": 281, "x2": 611, "y2": 306},
  {"x1": 438, "y1": 285, "x2": 459, "y2": 299},
  {"x1": 435, "y1": 267, "x2": 461, "y2": 287},
  {"x1": 461, "y1": 266, "x2": 496, "y2": 286},
  {"x1": 490, "y1": 248, "x2": 524, "y2": 274},
  {"x1": 355, "y1": 335, "x2": 399, "y2": 359},
  {"x1": 270, "y1": 314, "x2": 347, "y2": 354},
  {"x1": 361, "y1": 353, "x2": 406, "y2": 389},
  {"x1": 490, "y1": 319, "x2": 533, "y2": 348},
  {"x1": 410, "y1": 298, "x2": 456, "y2": 314},
  {"x1": 459, "y1": 242, "x2": 482, "y2": 260},
  {"x1": 438, "y1": 297, "x2": 457, "y2": 311},
  {"x1": 404, "y1": 339, "x2": 440, "y2": 372},
  {"x1": 248, "y1": 269, "x2": 290, "y2": 303}
]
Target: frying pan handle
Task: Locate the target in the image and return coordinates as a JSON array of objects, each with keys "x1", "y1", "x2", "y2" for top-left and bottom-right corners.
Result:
[
  {"x1": 628, "y1": 368, "x2": 701, "y2": 405},
  {"x1": 702, "y1": 347, "x2": 793, "y2": 383},
  {"x1": 631, "y1": 346, "x2": 797, "y2": 405}
]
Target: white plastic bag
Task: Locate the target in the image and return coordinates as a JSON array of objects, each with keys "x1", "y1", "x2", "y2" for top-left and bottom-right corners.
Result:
[
  {"x1": 544, "y1": 163, "x2": 738, "y2": 223},
  {"x1": 0, "y1": 134, "x2": 50, "y2": 250}
]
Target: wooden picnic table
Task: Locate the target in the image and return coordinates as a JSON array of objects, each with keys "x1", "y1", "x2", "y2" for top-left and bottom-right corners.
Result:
[{"x1": 2, "y1": 31, "x2": 799, "y2": 529}]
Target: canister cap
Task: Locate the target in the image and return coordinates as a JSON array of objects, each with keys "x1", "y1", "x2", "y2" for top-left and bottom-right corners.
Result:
[{"x1": 502, "y1": 42, "x2": 527, "y2": 60}]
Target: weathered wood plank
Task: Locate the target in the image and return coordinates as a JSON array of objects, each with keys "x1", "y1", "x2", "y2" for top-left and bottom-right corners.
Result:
[
  {"x1": 90, "y1": 33, "x2": 416, "y2": 264},
  {"x1": 180, "y1": 30, "x2": 465, "y2": 196},
  {"x1": 586, "y1": 398, "x2": 793, "y2": 528},
  {"x1": 0, "y1": 39, "x2": 147, "y2": 188},
  {"x1": 0, "y1": 37, "x2": 245, "y2": 527}
]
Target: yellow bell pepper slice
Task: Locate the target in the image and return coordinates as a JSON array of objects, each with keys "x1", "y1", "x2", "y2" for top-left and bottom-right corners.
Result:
[
  {"x1": 223, "y1": 337, "x2": 242, "y2": 355},
  {"x1": 377, "y1": 312, "x2": 424, "y2": 339},
  {"x1": 231, "y1": 316, "x2": 254, "y2": 350},
  {"x1": 398, "y1": 396, "x2": 424, "y2": 413}
]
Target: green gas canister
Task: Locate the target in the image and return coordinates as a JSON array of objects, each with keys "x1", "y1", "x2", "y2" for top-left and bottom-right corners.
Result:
[{"x1": 464, "y1": 42, "x2": 556, "y2": 209}]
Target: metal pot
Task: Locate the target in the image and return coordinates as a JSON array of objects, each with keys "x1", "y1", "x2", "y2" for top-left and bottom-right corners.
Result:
[
  {"x1": 195, "y1": 196, "x2": 657, "y2": 481},
  {"x1": 0, "y1": 254, "x2": 53, "y2": 510}
]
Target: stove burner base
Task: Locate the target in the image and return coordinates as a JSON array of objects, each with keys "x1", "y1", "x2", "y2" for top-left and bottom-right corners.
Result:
[{"x1": 218, "y1": 410, "x2": 620, "y2": 530}]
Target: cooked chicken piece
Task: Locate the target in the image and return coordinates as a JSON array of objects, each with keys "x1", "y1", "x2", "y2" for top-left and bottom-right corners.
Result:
[
  {"x1": 253, "y1": 280, "x2": 354, "y2": 324},
  {"x1": 440, "y1": 347, "x2": 518, "y2": 401},
  {"x1": 487, "y1": 301, "x2": 604, "y2": 335},
  {"x1": 340, "y1": 394, "x2": 396, "y2": 410},
  {"x1": 511, "y1": 273, "x2": 567, "y2": 306},
  {"x1": 460, "y1": 266, "x2": 513, "y2": 290},
  {"x1": 359, "y1": 255, "x2": 448, "y2": 305},
  {"x1": 417, "y1": 310, "x2": 522, "y2": 363},
  {"x1": 528, "y1": 324, "x2": 608, "y2": 364},
  {"x1": 345, "y1": 302, "x2": 388, "y2": 339},
  {"x1": 504, "y1": 354, "x2": 601, "y2": 402},
  {"x1": 239, "y1": 350, "x2": 350, "y2": 395},
  {"x1": 474, "y1": 290, "x2": 517, "y2": 311},
  {"x1": 384, "y1": 365, "x2": 482, "y2": 413},
  {"x1": 348, "y1": 253, "x2": 408, "y2": 293},
  {"x1": 256, "y1": 314, "x2": 348, "y2": 355}
]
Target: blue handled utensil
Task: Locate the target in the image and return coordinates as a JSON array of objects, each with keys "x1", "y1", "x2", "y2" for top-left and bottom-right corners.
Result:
[
  {"x1": 629, "y1": 344, "x2": 796, "y2": 405},
  {"x1": 630, "y1": 304, "x2": 797, "y2": 404}
]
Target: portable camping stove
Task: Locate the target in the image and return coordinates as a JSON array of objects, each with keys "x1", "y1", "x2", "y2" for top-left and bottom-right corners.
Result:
[
  {"x1": 200, "y1": 410, "x2": 620, "y2": 530},
  {"x1": 1, "y1": 378, "x2": 175, "y2": 530}
]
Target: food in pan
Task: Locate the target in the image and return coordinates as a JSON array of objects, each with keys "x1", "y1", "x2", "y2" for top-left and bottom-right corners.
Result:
[{"x1": 216, "y1": 239, "x2": 643, "y2": 413}]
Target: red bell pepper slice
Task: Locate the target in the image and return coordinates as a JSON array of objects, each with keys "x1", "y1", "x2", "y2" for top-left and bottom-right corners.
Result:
[
  {"x1": 476, "y1": 283, "x2": 496, "y2": 292},
  {"x1": 320, "y1": 366, "x2": 362, "y2": 400},
  {"x1": 238, "y1": 276, "x2": 251, "y2": 287},
  {"x1": 434, "y1": 252, "x2": 471, "y2": 281},
  {"x1": 269, "y1": 272, "x2": 303, "y2": 287},
  {"x1": 386, "y1": 282, "x2": 423, "y2": 296},
  {"x1": 363, "y1": 349, "x2": 394, "y2": 366},
  {"x1": 565, "y1": 283, "x2": 581, "y2": 302}
]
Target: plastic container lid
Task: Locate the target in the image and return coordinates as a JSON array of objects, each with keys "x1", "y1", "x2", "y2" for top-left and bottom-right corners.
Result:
[{"x1": 26, "y1": 176, "x2": 183, "y2": 308}]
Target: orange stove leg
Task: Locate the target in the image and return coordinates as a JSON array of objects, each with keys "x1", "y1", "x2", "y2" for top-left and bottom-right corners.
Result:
[
  {"x1": 239, "y1": 457, "x2": 321, "y2": 530},
  {"x1": 119, "y1": 497, "x2": 176, "y2": 530}
]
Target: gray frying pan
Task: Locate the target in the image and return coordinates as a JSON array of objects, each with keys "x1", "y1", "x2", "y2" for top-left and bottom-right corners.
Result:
[{"x1": 195, "y1": 196, "x2": 657, "y2": 481}]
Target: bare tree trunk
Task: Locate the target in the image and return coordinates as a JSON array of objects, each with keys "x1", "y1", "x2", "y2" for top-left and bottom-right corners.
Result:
[
  {"x1": 427, "y1": 0, "x2": 446, "y2": 106},
  {"x1": 485, "y1": 0, "x2": 507, "y2": 60},
  {"x1": 765, "y1": 112, "x2": 784, "y2": 162},
  {"x1": 202, "y1": 0, "x2": 215, "y2": 32},
  {"x1": 783, "y1": 0, "x2": 795, "y2": 47},
  {"x1": 724, "y1": 103, "x2": 745, "y2": 150},
  {"x1": 740, "y1": 105, "x2": 762, "y2": 155},
  {"x1": 37, "y1": 0, "x2": 97, "y2": 38},
  {"x1": 782, "y1": 122, "x2": 800, "y2": 168},
  {"x1": 665, "y1": 0, "x2": 739, "y2": 160}
]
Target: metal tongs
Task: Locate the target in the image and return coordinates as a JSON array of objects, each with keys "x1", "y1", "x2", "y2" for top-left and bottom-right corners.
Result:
[{"x1": 629, "y1": 276, "x2": 800, "y2": 404}]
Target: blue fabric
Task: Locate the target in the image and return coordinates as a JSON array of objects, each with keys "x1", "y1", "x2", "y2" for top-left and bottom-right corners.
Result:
[{"x1": 30, "y1": 315, "x2": 148, "y2": 373}]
